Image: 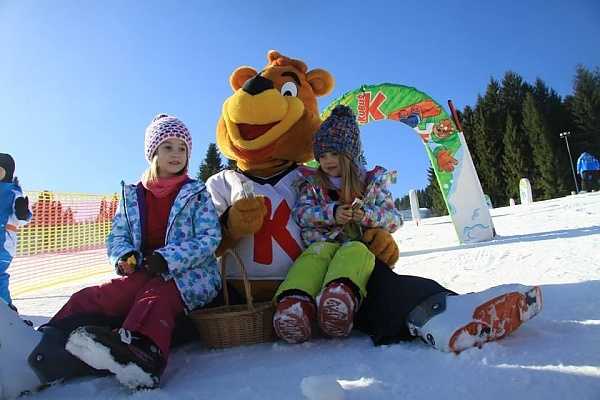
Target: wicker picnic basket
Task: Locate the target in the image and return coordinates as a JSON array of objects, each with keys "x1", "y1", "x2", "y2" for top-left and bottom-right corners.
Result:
[{"x1": 189, "y1": 249, "x2": 277, "y2": 349}]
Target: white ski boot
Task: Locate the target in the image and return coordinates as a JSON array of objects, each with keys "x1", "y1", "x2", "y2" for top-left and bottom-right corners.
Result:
[{"x1": 407, "y1": 284, "x2": 543, "y2": 353}]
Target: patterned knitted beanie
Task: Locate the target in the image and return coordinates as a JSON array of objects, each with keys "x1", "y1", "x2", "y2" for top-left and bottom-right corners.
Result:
[
  {"x1": 144, "y1": 114, "x2": 193, "y2": 163},
  {"x1": 313, "y1": 105, "x2": 362, "y2": 164},
  {"x1": 0, "y1": 153, "x2": 15, "y2": 183}
]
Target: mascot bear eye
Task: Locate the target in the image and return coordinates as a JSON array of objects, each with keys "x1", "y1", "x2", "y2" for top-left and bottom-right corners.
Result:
[{"x1": 280, "y1": 81, "x2": 298, "y2": 97}]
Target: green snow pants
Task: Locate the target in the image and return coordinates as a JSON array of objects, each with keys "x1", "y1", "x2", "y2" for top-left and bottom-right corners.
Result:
[{"x1": 274, "y1": 241, "x2": 375, "y2": 304}]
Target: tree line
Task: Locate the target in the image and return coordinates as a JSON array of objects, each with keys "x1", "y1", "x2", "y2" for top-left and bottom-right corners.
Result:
[{"x1": 196, "y1": 65, "x2": 600, "y2": 216}]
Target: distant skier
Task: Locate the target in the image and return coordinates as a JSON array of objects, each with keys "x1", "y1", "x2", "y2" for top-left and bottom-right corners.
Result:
[{"x1": 576, "y1": 152, "x2": 600, "y2": 192}]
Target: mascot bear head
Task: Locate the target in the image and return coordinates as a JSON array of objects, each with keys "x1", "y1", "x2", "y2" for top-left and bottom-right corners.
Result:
[{"x1": 216, "y1": 50, "x2": 334, "y2": 177}]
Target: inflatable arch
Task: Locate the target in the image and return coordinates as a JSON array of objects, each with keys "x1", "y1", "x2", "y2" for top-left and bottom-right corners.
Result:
[{"x1": 321, "y1": 83, "x2": 495, "y2": 244}]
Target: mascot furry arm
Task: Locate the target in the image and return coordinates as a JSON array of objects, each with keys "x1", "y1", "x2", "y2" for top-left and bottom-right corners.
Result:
[{"x1": 212, "y1": 50, "x2": 399, "y2": 267}]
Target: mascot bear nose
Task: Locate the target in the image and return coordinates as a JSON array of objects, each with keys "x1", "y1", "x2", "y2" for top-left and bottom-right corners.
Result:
[{"x1": 242, "y1": 75, "x2": 274, "y2": 96}]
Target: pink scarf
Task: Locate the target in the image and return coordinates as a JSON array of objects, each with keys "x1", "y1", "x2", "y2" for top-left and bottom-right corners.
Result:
[{"x1": 142, "y1": 174, "x2": 189, "y2": 198}]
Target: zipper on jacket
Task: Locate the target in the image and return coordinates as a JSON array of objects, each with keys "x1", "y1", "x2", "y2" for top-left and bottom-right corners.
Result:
[
  {"x1": 164, "y1": 185, "x2": 205, "y2": 245},
  {"x1": 120, "y1": 181, "x2": 135, "y2": 246}
]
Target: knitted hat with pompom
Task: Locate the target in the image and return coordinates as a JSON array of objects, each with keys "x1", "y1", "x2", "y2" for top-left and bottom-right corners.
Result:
[
  {"x1": 144, "y1": 114, "x2": 193, "y2": 163},
  {"x1": 313, "y1": 105, "x2": 362, "y2": 165}
]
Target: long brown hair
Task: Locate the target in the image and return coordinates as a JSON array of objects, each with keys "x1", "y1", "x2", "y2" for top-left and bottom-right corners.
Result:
[{"x1": 313, "y1": 154, "x2": 364, "y2": 204}]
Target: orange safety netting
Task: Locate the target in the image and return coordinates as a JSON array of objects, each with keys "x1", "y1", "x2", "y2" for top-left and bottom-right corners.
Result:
[{"x1": 10, "y1": 190, "x2": 120, "y2": 297}]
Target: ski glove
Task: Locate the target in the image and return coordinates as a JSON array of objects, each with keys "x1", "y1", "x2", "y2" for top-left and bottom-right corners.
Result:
[
  {"x1": 119, "y1": 251, "x2": 137, "y2": 265},
  {"x1": 117, "y1": 251, "x2": 138, "y2": 275},
  {"x1": 144, "y1": 253, "x2": 169, "y2": 275},
  {"x1": 14, "y1": 196, "x2": 31, "y2": 220},
  {"x1": 225, "y1": 196, "x2": 267, "y2": 239}
]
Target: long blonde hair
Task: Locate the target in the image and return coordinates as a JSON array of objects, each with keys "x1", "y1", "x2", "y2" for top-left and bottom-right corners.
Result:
[
  {"x1": 314, "y1": 154, "x2": 364, "y2": 204},
  {"x1": 142, "y1": 154, "x2": 188, "y2": 183}
]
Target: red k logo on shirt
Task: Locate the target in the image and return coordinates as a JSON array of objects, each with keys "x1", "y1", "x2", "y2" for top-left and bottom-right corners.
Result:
[{"x1": 253, "y1": 197, "x2": 302, "y2": 265}]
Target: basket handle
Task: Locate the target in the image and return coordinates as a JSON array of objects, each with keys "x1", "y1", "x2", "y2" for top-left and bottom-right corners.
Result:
[{"x1": 221, "y1": 249, "x2": 255, "y2": 312}]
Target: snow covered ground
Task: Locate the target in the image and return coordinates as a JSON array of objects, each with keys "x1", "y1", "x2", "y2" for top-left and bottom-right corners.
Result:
[{"x1": 12, "y1": 192, "x2": 600, "y2": 399}]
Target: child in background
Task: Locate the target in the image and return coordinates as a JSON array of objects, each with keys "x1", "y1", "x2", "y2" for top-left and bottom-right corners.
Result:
[
  {"x1": 273, "y1": 105, "x2": 403, "y2": 343},
  {"x1": 0, "y1": 153, "x2": 32, "y2": 310},
  {"x1": 53, "y1": 114, "x2": 222, "y2": 390}
]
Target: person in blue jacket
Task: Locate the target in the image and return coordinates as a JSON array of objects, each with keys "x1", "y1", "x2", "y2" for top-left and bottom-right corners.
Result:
[
  {"x1": 0, "y1": 153, "x2": 32, "y2": 309},
  {"x1": 576, "y1": 152, "x2": 600, "y2": 192},
  {"x1": 49, "y1": 114, "x2": 222, "y2": 390}
]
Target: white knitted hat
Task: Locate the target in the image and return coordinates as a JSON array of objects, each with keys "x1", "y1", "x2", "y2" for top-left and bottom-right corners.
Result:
[{"x1": 144, "y1": 113, "x2": 192, "y2": 163}]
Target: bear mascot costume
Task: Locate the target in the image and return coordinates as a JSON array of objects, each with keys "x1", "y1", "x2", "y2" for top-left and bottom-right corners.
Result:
[{"x1": 0, "y1": 50, "x2": 542, "y2": 400}]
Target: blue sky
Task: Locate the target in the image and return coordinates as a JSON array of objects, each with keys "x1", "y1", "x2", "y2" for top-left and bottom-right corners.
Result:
[{"x1": 1, "y1": 1, "x2": 599, "y2": 200}]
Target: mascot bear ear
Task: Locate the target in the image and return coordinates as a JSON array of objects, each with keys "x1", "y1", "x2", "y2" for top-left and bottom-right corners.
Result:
[
  {"x1": 306, "y1": 68, "x2": 335, "y2": 97},
  {"x1": 230, "y1": 66, "x2": 259, "y2": 91}
]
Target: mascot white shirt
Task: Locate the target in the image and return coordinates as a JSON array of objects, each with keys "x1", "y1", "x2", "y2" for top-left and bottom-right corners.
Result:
[{"x1": 207, "y1": 167, "x2": 304, "y2": 281}]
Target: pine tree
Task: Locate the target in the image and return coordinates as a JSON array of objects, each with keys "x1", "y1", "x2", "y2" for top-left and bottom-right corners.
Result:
[
  {"x1": 522, "y1": 92, "x2": 559, "y2": 200},
  {"x1": 225, "y1": 158, "x2": 238, "y2": 170},
  {"x1": 417, "y1": 188, "x2": 432, "y2": 209},
  {"x1": 197, "y1": 143, "x2": 225, "y2": 182},
  {"x1": 471, "y1": 79, "x2": 506, "y2": 206},
  {"x1": 358, "y1": 151, "x2": 367, "y2": 166},
  {"x1": 424, "y1": 167, "x2": 447, "y2": 216},
  {"x1": 395, "y1": 195, "x2": 407, "y2": 209},
  {"x1": 457, "y1": 106, "x2": 481, "y2": 169},
  {"x1": 569, "y1": 65, "x2": 600, "y2": 157},
  {"x1": 530, "y1": 78, "x2": 571, "y2": 195},
  {"x1": 497, "y1": 71, "x2": 535, "y2": 204},
  {"x1": 501, "y1": 115, "x2": 529, "y2": 201},
  {"x1": 500, "y1": 71, "x2": 527, "y2": 129}
]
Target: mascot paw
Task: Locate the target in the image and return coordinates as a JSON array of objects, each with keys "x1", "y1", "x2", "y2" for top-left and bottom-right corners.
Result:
[
  {"x1": 362, "y1": 228, "x2": 400, "y2": 267},
  {"x1": 227, "y1": 196, "x2": 268, "y2": 239}
]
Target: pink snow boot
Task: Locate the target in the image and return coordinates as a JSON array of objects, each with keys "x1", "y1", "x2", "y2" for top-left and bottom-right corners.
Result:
[
  {"x1": 273, "y1": 296, "x2": 315, "y2": 344},
  {"x1": 407, "y1": 284, "x2": 543, "y2": 353},
  {"x1": 317, "y1": 282, "x2": 358, "y2": 338}
]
